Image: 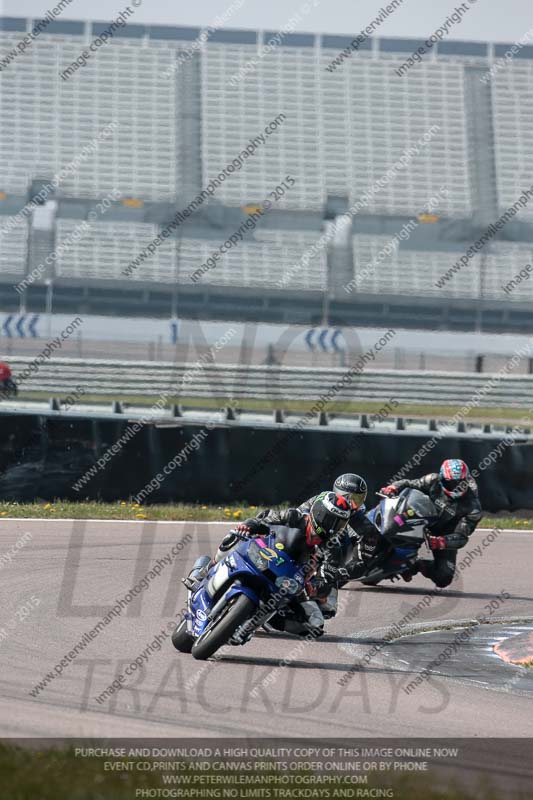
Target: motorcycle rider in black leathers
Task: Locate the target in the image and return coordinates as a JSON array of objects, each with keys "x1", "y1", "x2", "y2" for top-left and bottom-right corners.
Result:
[
  {"x1": 184, "y1": 492, "x2": 351, "y2": 637},
  {"x1": 380, "y1": 458, "x2": 483, "y2": 588},
  {"x1": 299, "y1": 473, "x2": 384, "y2": 613}
]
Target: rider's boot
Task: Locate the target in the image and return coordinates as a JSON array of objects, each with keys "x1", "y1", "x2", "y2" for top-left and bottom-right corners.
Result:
[
  {"x1": 318, "y1": 587, "x2": 338, "y2": 619},
  {"x1": 401, "y1": 562, "x2": 421, "y2": 582},
  {"x1": 343, "y1": 557, "x2": 367, "y2": 582},
  {"x1": 276, "y1": 601, "x2": 325, "y2": 638},
  {"x1": 414, "y1": 559, "x2": 435, "y2": 580},
  {"x1": 183, "y1": 555, "x2": 212, "y2": 591},
  {"x1": 299, "y1": 600, "x2": 325, "y2": 638}
]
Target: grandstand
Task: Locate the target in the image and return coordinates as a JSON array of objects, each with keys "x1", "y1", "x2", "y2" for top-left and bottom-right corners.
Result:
[
  {"x1": 54, "y1": 220, "x2": 327, "y2": 290},
  {"x1": 0, "y1": 217, "x2": 27, "y2": 278},
  {"x1": 1, "y1": 18, "x2": 533, "y2": 330},
  {"x1": 492, "y1": 62, "x2": 533, "y2": 222},
  {"x1": 55, "y1": 220, "x2": 178, "y2": 283},
  {"x1": 0, "y1": 33, "x2": 179, "y2": 201},
  {"x1": 351, "y1": 236, "x2": 482, "y2": 300}
]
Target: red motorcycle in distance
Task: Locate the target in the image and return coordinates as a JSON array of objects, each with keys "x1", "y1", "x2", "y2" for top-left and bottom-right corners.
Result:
[{"x1": 0, "y1": 362, "x2": 17, "y2": 399}]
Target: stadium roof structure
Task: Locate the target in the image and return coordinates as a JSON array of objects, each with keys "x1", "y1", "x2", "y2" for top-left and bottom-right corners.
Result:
[{"x1": 2, "y1": 16, "x2": 533, "y2": 59}]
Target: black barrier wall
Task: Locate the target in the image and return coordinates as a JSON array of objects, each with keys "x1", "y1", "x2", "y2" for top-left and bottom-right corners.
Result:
[{"x1": 0, "y1": 414, "x2": 531, "y2": 511}]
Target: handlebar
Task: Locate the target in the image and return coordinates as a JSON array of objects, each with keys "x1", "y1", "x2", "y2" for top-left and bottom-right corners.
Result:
[{"x1": 228, "y1": 528, "x2": 251, "y2": 541}]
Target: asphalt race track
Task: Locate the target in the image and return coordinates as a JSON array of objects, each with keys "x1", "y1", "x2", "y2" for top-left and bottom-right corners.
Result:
[{"x1": 0, "y1": 519, "x2": 532, "y2": 739}]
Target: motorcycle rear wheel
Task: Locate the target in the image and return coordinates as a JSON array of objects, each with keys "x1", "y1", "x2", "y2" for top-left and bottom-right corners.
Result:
[{"x1": 192, "y1": 594, "x2": 256, "y2": 660}]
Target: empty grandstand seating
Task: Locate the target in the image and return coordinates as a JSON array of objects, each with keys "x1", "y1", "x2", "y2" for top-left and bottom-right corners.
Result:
[
  {"x1": 350, "y1": 238, "x2": 533, "y2": 302},
  {"x1": 54, "y1": 220, "x2": 176, "y2": 283},
  {"x1": 203, "y1": 46, "x2": 472, "y2": 218},
  {"x1": 352, "y1": 236, "x2": 481, "y2": 299},
  {"x1": 1, "y1": 19, "x2": 533, "y2": 315},
  {"x1": 484, "y1": 244, "x2": 533, "y2": 300},
  {"x1": 321, "y1": 57, "x2": 472, "y2": 218},
  {"x1": 181, "y1": 230, "x2": 326, "y2": 289},
  {"x1": 52, "y1": 220, "x2": 326, "y2": 290},
  {"x1": 0, "y1": 217, "x2": 27, "y2": 276},
  {"x1": 202, "y1": 44, "x2": 324, "y2": 211},
  {"x1": 492, "y1": 63, "x2": 533, "y2": 222},
  {"x1": 0, "y1": 34, "x2": 179, "y2": 202},
  {"x1": 0, "y1": 22, "x2": 527, "y2": 222}
]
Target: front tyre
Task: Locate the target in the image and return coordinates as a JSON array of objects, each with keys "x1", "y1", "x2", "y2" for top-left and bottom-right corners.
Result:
[
  {"x1": 191, "y1": 594, "x2": 256, "y2": 660},
  {"x1": 172, "y1": 617, "x2": 194, "y2": 653}
]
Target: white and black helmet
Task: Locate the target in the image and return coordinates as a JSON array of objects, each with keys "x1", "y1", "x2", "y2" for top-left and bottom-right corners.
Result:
[
  {"x1": 333, "y1": 473, "x2": 367, "y2": 509},
  {"x1": 309, "y1": 491, "x2": 351, "y2": 542}
]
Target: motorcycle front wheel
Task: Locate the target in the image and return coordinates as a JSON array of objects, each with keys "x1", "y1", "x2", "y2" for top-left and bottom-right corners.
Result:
[
  {"x1": 171, "y1": 617, "x2": 194, "y2": 653},
  {"x1": 191, "y1": 594, "x2": 256, "y2": 660}
]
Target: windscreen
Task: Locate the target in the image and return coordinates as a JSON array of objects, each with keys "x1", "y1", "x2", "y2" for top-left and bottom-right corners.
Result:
[{"x1": 403, "y1": 489, "x2": 437, "y2": 520}]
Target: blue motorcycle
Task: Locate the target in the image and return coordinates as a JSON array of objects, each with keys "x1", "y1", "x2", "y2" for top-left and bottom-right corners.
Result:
[
  {"x1": 172, "y1": 526, "x2": 306, "y2": 660},
  {"x1": 361, "y1": 488, "x2": 439, "y2": 586}
]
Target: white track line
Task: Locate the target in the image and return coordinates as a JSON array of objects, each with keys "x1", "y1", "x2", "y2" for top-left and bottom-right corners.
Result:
[{"x1": 0, "y1": 519, "x2": 530, "y2": 534}]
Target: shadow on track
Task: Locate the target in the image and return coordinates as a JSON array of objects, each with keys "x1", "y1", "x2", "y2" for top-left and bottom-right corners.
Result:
[
  {"x1": 342, "y1": 585, "x2": 533, "y2": 603},
  {"x1": 214, "y1": 653, "x2": 402, "y2": 675},
  {"x1": 254, "y1": 631, "x2": 363, "y2": 644}
]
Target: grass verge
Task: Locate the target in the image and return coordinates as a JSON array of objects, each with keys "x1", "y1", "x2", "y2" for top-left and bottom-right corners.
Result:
[
  {"x1": 0, "y1": 500, "x2": 257, "y2": 522},
  {"x1": 0, "y1": 501, "x2": 532, "y2": 529}
]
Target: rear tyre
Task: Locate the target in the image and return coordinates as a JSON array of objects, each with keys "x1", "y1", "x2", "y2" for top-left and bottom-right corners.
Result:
[
  {"x1": 172, "y1": 617, "x2": 194, "y2": 653},
  {"x1": 191, "y1": 594, "x2": 256, "y2": 660}
]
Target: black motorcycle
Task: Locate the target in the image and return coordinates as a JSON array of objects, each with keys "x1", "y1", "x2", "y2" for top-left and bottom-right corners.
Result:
[{"x1": 359, "y1": 488, "x2": 439, "y2": 585}]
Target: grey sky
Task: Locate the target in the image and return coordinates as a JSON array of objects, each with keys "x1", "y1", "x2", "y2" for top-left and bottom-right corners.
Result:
[{"x1": 2, "y1": 0, "x2": 533, "y2": 44}]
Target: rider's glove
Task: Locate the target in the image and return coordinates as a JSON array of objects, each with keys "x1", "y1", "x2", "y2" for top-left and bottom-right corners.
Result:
[
  {"x1": 318, "y1": 563, "x2": 350, "y2": 586},
  {"x1": 333, "y1": 567, "x2": 350, "y2": 584},
  {"x1": 234, "y1": 524, "x2": 252, "y2": 535},
  {"x1": 427, "y1": 535, "x2": 447, "y2": 550},
  {"x1": 317, "y1": 563, "x2": 336, "y2": 584},
  {"x1": 380, "y1": 485, "x2": 398, "y2": 497}
]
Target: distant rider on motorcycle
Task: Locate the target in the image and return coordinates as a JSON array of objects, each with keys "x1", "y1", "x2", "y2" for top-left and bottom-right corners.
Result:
[
  {"x1": 380, "y1": 459, "x2": 483, "y2": 587},
  {"x1": 301, "y1": 473, "x2": 384, "y2": 570},
  {"x1": 299, "y1": 473, "x2": 385, "y2": 610}
]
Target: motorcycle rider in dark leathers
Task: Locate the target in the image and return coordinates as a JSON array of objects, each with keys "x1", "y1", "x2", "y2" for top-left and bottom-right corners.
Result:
[
  {"x1": 380, "y1": 458, "x2": 483, "y2": 587},
  {"x1": 299, "y1": 473, "x2": 384, "y2": 613},
  {"x1": 184, "y1": 492, "x2": 352, "y2": 637}
]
